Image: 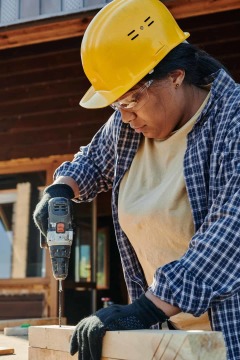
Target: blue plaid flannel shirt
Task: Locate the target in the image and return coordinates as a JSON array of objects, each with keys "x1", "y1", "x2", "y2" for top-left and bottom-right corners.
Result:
[{"x1": 55, "y1": 69, "x2": 240, "y2": 360}]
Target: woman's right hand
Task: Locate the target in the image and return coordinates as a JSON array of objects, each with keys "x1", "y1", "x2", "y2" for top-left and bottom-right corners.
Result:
[{"x1": 33, "y1": 183, "x2": 74, "y2": 238}]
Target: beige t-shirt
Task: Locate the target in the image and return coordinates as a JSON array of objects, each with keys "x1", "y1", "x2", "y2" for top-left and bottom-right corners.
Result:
[{"x1": 118, "y1": 93, "x2": 211, "y2": 330}]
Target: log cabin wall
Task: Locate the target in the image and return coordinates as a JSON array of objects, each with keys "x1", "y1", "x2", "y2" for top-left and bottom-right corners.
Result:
[
  {"x1": 178, "y1": 9, "x2": 240, "y2": 82},
  {"x1": 0, "y1": 8, "x2": 239, "y2": 162},
  {"x1": 0, "y1": 36, "x2": 112, "y2": 161}
]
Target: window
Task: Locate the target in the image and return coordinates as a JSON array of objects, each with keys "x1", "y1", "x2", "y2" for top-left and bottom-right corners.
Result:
[
  {"x1": 73, "y1": 200, "x2": 109, "y2": 289},
  {"x1": 0, "y1": 192, "x2": 15, "y2": 278},
  {"x1": 0, "y1": 171, "x2": 46, "y2": 278}
]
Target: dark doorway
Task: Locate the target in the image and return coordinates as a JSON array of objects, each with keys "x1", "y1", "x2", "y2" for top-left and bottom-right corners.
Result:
[{"x1": 63, "y1": 192, "x2": 128, "y2": 325}]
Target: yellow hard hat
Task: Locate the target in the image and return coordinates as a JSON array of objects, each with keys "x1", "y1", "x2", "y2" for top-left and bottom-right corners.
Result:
[{"x1": 80, "y1": 0, "x2": 190, "y2": 109}]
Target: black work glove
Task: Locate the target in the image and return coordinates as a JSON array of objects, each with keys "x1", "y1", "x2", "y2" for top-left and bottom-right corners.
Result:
[
  {"x1": 33, "y1": 183, "x2": 74, "y2": 238},
  {"x1": 70, "y1": 294, "x2": 168, "y2": 360}
]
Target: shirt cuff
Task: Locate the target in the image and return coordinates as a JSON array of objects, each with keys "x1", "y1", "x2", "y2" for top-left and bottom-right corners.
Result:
[{"x1": 148, "y1": 261, "x2": 213, "y2": 317}]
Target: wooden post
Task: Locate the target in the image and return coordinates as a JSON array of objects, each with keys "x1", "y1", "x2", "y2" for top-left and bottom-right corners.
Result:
[
  {"x1": 29, "y1": 325, "x2": 226, "y2": 360},
  {"x1": 12, "y1": 182, "x2": 31, "y2": 278}
]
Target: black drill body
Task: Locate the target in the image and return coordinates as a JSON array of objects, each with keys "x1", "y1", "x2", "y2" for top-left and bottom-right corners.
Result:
[{"x1": 46, "y1": 197, "x2": 73, "y2": 281}]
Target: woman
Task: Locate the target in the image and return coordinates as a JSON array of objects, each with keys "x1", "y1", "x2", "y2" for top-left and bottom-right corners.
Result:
[{"x1": 33, "y1": 0, "x2": 240, "y2": 359}]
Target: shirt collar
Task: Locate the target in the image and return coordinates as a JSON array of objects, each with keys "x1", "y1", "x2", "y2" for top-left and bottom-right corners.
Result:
[{"x1": 195, "y1": 69, "x2": 235, "y2": 125}]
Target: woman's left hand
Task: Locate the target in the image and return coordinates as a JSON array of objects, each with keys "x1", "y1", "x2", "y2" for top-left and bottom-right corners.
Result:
[{"x1": 70, "y1": 294, "x2": 168, "y2": 360}]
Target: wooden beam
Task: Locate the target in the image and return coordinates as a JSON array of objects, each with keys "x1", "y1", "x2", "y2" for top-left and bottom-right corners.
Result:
[
  {"x1": 0, "y1": 317, "x2": 66, "y2": 330},
  {"x1": 0, "y1": 347, "x2": 14, "y2": 355},
  {"x1": 0, "y1": 154, "x2": 72, "y2": 174},
  {"x1": 29, "y1": 348, "x2": 77, "y2": 360},
  {"x1": 28, "y1": 325, "x2": 226, "y2": 360},
  {"x1": 102, "y1": 329, "x2": 226, "y2": 359},
  {"x1": 0, "y1": 13, "x2": 95, "y2": 50},
  {"x1": 29, "y1": 325, "x2": 77, "y2": 360},
  {"x1": 0, "y1": 0, "x2": 239, "y2": 50},
  {"x1": 168, "y1": 0, "x2": 240, "y2": 19}
]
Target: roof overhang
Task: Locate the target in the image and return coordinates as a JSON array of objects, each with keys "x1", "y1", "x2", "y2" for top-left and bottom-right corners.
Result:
[{"x1": 0, "y1": 0, "x2": 239, "y2": 50}]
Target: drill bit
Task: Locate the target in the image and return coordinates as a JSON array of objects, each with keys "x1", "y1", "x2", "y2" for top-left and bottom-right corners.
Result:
[{"x1": 59, "y1": 280, "x2": 63, "y2": 327}]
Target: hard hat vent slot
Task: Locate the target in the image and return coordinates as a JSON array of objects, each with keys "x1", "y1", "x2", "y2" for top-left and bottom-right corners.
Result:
[
  {"x1": 127, "y1": 30, "x2": 139, "y2": 41},
  {"x1": 144, "y1": 16, "x2": 154, "y2": 27},
  {"x1": 127, "y1": 16, "x2": 155, "y2": 41}
]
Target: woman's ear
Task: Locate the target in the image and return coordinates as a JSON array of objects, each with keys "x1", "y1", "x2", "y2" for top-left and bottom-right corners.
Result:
[{"x1": 169, "y1": 69, "x2": 185, "y2": 88}]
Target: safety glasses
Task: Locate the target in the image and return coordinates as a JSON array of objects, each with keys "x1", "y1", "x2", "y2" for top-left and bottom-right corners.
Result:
[{"x1": 110, "y1": 80, "x2": 153, "y2": 111}]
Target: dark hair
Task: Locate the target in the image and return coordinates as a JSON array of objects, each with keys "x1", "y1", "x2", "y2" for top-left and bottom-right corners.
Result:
[{"x1": 145, "y1": 42, "x2": 231, "y2": 86}]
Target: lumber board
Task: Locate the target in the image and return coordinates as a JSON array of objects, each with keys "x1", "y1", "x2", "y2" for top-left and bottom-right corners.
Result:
[
  {"x1": 28, "y1": 326, "x2": 226, "y2": 360},
  {"x1": 29, "y1": 325, "x2": 74, "y2": 352},
  {"x1": 29, "y1": 347, "x2": 77, "y2": 360},
  {"x1": 102, "y1": 330, "x2": 226, "y2": 360},
  {"x1": 0, "y1": 317, "x2": 66, "y2": 331},
  {"x1": 29, "y1": 325, "x2": 77, "y2": 360},
  {"x1": 0, "y1": 347, "x2": 14, "y2": 355},
  {"x1": 0, "y1": 16, "x2": 95, "y2": 50}
]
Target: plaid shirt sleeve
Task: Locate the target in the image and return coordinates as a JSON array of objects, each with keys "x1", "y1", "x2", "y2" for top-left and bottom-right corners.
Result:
[
  {"x1": 54, "y1": 114, "x2": 117, "y2": 200},
  {"x1": 149, "y1": 103, "x2": 240, "y2": 318}
]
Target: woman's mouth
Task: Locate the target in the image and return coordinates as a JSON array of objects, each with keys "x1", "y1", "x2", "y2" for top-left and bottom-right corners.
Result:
[{"x1": 132, "y1": 125, "x2": 145, "y2": 133}]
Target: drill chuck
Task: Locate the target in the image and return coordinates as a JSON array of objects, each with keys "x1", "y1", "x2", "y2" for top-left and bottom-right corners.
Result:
[
  {"x1": 47, "y1": 197, "x2": 73, "y2": 281},
  {"x1": 49, "y1": 245, "x2": 72, "y2": 280}
]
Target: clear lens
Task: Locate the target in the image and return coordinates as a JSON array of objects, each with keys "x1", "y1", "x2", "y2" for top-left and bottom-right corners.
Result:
[{"x1": 111, "y1": 80, "x2": 153, "y2": 111}]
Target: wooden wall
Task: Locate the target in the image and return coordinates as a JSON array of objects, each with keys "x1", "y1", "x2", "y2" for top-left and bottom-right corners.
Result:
[
  {"x1": 0, "y1": 294, "x2": 44, "y2": 320},
  {"x1": 0, "y1": 36, "x2": 112, "y2": 161},
  {"x1": 178, "y1": 9, "x2": 239, "y2": 81},
  {"x1": 0, "y1": 8, "x2": 239, "y2": 162}
]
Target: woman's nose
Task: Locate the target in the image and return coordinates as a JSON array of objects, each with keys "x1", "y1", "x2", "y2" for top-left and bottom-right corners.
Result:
[{"x1": 120, "y1": 109, "x2": 136, "y2": 123}]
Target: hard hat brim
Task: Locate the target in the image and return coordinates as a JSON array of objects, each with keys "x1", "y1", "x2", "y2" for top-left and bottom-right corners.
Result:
[
  {"x1": 80, "y1": 86, "x2": 114, "y2": 109},
  {"x1": 80, "y1": 83, "x2": 131, "y2": 109}
]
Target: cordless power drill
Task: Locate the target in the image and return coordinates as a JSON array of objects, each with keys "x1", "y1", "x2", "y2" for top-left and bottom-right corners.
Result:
[{"x1": 40, "y1": 197, "x2": 73, "y2": 326}]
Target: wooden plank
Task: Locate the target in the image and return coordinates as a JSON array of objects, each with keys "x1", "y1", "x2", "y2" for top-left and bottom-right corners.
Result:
[
  {"x1": 180, "y1": 19, "x2": 240, "y2": 47},
  {"x1": 0, "y1": 78, "x2": 88, "y2": 103},
  {"x1": 0, "y1": 317, "x2": 66, "y2": 331},
  {"x1": 0, "y1": 301, "x2": 43, "y2": 319},
  {"x1": 0, "y1": 126, "x2": 100, "y2": 155},
  {"x1": 102, "y1": 330, "x2": 226, "y2": 360},
  {"x1": 0, "y1": 62, "x2": 83, "y2": 88},
  {"x1": 0, "y1": 109, "x2": 103, "y2": 134},
  {"x1": 0, "y1": 347, "x2": 14, "y2": 355},
  {"x1": 29, "y1": 325, "x2": 75, "y2": 352},
  {"x1": 0, "y1": 46, "x2": 81, "y2": 76},
  {"x1": 0, "y1": 104, "x2": 110, "y2": 134},
  {"x1": 0, "y1": 14, "x2": 95, "y2": 50},
  {"x1": 168, "y1": 0, "x2": 240, "y2": 19},
  {"x1": 0, "y1": 141, "x2": 83, "y2": 162},
  {"x1": 0, "y1": 93, "x2": 80, "y2": 117},
  {"x1": 28, "y1": 326, "x2": 226, "y2": 360},
  {"x1": 29, "y1": 347, "x2": 77, "y2": 360}
]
